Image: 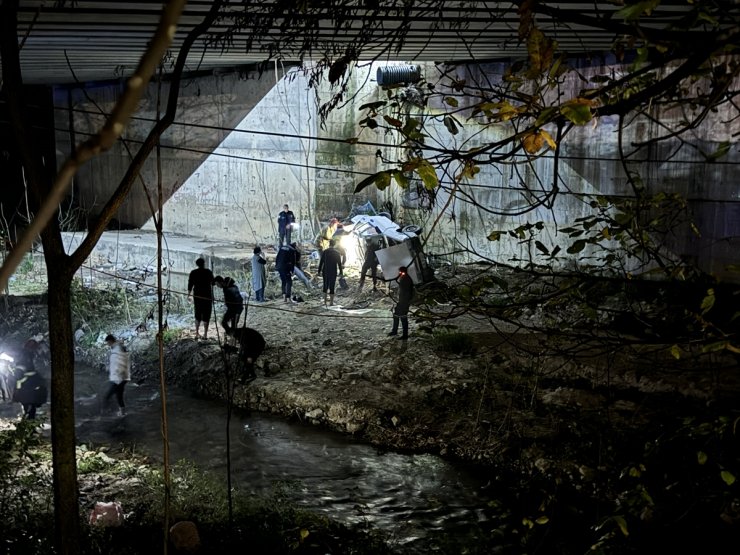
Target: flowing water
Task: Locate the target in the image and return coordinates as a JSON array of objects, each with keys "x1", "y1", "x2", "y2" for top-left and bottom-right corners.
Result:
[{"x1": 5, "y1": 363, "x2": 496, "y2": 552}]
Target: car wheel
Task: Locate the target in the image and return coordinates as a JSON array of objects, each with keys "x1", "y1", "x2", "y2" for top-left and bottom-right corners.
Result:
[{"x1": 401, "y1": 225, "x2": 422, "y2": 235}]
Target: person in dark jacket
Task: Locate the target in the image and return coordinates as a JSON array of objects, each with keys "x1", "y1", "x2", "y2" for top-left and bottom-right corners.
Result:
[
  {"x1": 290, "y1": 242, "x2": 312, "y2": 290},
  {"x1": 187, "y1": 257, "x2": 214, "y2": 339},
  {"x1": 317, "y1": 239, "x2": 343, "y2": 306},
  {"x1": 225, "y1": 326, "x2": 266, "y2": 381},
  {"x1": 358, "y1": 237, "x2": 381, "y2": 291},
  {"x1": 275, "y1": 244, "x2": 297, "y2": 303},
  {"x1": 277, "y1": 204, "x2": 296, "y2": 246},
  {"x1": 388, "y1": 266, "x2": 414, "y2": 340},
  {"x1": 214, "y1": 276, "x2": 244, "y2": 332},
  {"x1": 13, "y1": 339, "x2": 48, "y2": 419}
]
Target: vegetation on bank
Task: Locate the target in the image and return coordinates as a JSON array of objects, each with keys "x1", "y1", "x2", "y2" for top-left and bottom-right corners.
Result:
[{"x1": 0, "y1": 420, "x2": 393, "y2": 555}]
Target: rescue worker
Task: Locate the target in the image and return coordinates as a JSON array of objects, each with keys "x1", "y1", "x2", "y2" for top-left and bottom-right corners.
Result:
[
  {"x1": 317, "y1": 239, "x2": 343, "y2": 306},
  {"x1": 388, "y1": 266, "x2": 414, "y2": 340}
]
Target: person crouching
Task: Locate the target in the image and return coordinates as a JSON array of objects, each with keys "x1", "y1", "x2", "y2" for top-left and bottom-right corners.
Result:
[{"x1": 225, "y1": 327, "x2": 266, "y2": 381}]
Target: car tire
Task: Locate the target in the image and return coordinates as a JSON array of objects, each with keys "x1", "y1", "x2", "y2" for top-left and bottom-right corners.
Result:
[{"x1": 401, "y1": 225, "x2": 422, "y2": 235}]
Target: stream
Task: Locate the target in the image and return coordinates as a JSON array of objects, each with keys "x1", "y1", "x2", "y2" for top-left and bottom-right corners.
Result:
[{"x1": 7, "y1": 363, "x2": 497, "y2": 552}]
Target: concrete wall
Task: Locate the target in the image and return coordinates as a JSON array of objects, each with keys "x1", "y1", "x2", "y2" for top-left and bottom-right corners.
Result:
[
  {"x1": 140, "y1": 65, "x2": 382, "y2": 248},
  {"x1": 56, "y1": 59, "x2": 738, "y2": 279},
  {"x1": 370, "y1": 60, "x2": 739, "y2": 278},
  {"x1": 53, "y1": 67, "x2": 278, "y2": 228},
  {"x1": 141, "y1": 67, "x2": 320, "y2": 246}
]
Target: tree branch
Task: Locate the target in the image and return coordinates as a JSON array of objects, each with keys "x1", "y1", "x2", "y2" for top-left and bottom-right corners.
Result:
[
  {"x1": 69, "y1": 0, "x2": 224, "y2": 270},
  {"x1": 0, "y1": 0, "x2": 187, "y2": 291}
]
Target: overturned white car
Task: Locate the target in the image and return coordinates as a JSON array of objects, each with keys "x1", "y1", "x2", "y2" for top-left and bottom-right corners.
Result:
[{"x1": 350, "y1": 214, "x2": 434, "y2": 285}]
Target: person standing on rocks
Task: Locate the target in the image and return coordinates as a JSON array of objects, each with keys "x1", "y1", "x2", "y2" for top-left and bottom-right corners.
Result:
[
  {"x1": 187, "y1": 257, "x2": 215, "y2": 340},
  {"x1": 316, "y1": 217, "x2": 339, "y2": 252},
  {"x1": 251, "y1": 246, "x2": 267, "y2": 302},
  {"x1": 214, "y1": 276, "x2": 244, "y2": 333},
  {"x1": 388, "y1": 266, "x2": 414, "y2": 340},
  {"x1": 277, "y1": 204, "x2": 296, "y2": 246},
  {"x1": 317, "y1": 239, "x2": 343, "y2": 306},
  {"x1": 104, "y1": 334, "x2": 131, "y2": 417},
  {"x1": 358, "y1": 237, "x2": 381, "y2": 291},
  {"x1": 275, "y1": 244, "x2": 297, "y2": 303},
  {"x1": 290, "y1": 242, "x2": 312, "y2": 290}
]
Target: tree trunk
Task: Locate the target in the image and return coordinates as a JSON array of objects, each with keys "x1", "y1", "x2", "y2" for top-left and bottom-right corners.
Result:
[
  {"x1": 45, "y1": 262, "x2": 79, "y2": 554},
  {"x1": 1, "y1": 1, "x2": 81, "y2": 551}
]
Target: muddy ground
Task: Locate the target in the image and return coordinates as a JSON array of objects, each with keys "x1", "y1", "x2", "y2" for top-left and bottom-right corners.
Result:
[
  {"x1": 3, "y1": 263, "x2": 737, "y2": 472},
  {"x1": 79, "y1": 263, "x2": 740, "y2": 471}
]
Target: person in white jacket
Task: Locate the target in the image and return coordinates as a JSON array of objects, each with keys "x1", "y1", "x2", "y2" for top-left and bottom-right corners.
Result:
[{"x1": 104, "y1": 334, "x2": 131, "y2": 416}]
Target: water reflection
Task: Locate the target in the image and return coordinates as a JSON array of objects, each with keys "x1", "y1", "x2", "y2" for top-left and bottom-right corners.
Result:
[{"x1": 8, "y1": 363, "x2": 495, "y2": 550}]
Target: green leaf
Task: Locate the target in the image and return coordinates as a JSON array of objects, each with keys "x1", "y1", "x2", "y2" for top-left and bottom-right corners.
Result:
[
  {"x1": 566, "y1": 240, "x2": 586, "y2": 254},
  {"x1": 534, "y1": 240, "x2": 549, "y2": 255},
  {"x1": 613, "y1": 515, "x2": 629, "y2": 537},
  {"x1": 402, "y1": 117, "x2": 422, "y2": 137},
  {"x1": 721, "y1": 470, "x2": 736, "y2": 486},
  {"x1": 670, "y1": 344, "x2": 681, "y2": 359},
  {"x1": 535, "y1": 106, "x2": 558, "y2": 126},
  {"x1": 535, "y1": 515, "x2": 549, "y2": 525},
  {"x1": 444, "y1": 96, "x2": 459, "y2": 107},
  {"x1": 443, "y1": 115, "x2": 459, "y2": 135},
  {"x1": 358, "y1": 100, "x2": 386, "y2": 112},
  {"x1": 354, "y1": 173, "x2": 379, "y2": 193},
  {"x1": 697, "y1": 451, "x2": 708, "y2": 465},
  {"x1": 375, "y1": 171, "x2": 392, "y2": 191},
  {"x1": 383, "y1": 115, "x2": 402, "y2": 127},
  {"x1": 415, "y1": 160, "x2": 439, "y2": 190},
  {"x1": 697, "y1": 10, "x2": 719, "y2": 26},
  {"x1": 393, "y1": 171, "x2": 409, "y2": 189},
  {"x1": 615, "y1": 0, "x2": 660, "y2": 21},
  {"x1": 353, "y1": 171, "x2": 392, "y2": 193},
  {"x1": 703, "y1": 141, "x2": 730, "y2": 161},
  {"x1": 488, "y1": 231, "x2": 503, "y2": 241},
  {"x1": 300, "y1": 528, "x2": 310, "y2": 541},
  {"x1": 560, "y1": 98, "x2": 593, "y2": 125},
  {"x1": 701, "y1": 341, "x2": 727, "y2": 353},
  {"x1": 700, "y1": 289, "x2": 715, "y2": 314}
]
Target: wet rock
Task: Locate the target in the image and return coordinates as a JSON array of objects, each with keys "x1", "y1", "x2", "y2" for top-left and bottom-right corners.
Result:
[
  {"x1": 89, "y1": 501, "x2": 124, "y2": 527},
  {"x1": 170, "y1": 520, "x2": 200, "y2": 552},
  {"x1": 346, "y1": 420, "x2": 364, "y2": 433},
  {"x1": 305, "y1": 408, "x2": 324, "y2": 420}
]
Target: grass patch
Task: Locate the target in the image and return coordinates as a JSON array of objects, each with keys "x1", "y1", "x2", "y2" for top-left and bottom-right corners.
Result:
[{"x1": 0, "y1": 426, "x2": 394, "y2": 554}]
